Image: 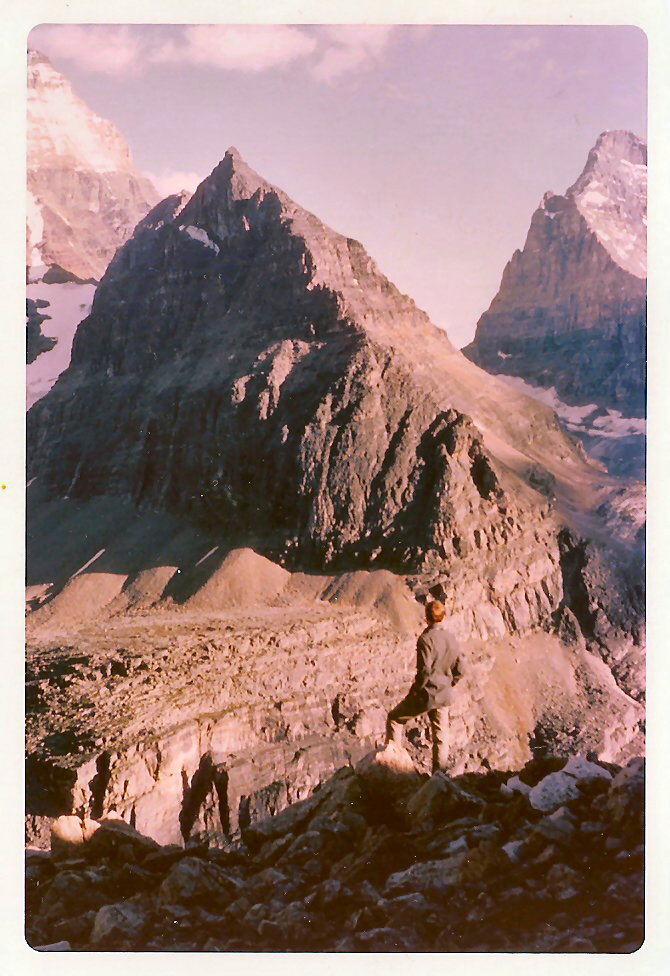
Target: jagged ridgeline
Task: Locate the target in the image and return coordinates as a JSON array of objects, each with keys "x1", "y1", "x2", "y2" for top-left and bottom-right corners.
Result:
[{"x1": 31, "y1": 148, "x2": 587, "y2": 578}]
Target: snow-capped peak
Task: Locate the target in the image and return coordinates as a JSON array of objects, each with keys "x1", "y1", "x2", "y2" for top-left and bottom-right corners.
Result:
[
  {"x1": 569, "y1": 129, "x2": 647, "y2": 279},
  {"x1": 28, "y1": 48, "x2": 135, "y2": 174}
]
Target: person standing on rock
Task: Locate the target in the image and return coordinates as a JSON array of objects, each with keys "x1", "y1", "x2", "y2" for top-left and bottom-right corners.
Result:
[{"x1": 385, "y1": 599, "x2": 463, "y2": 774}]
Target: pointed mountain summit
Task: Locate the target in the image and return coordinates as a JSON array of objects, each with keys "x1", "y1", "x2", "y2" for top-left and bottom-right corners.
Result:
[
  {"x1": 463, "y1": 130, "x2": 646, "y2": 419},
  {"x1": 28, "y1": 147, "x2": 641, "y2": 644},
  {"x1": 27, "y1": 48, "x2": 159, "y2": 281}
]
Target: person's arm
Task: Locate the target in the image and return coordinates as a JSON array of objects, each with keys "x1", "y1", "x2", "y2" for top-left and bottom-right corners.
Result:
[{"x1": 448, "y1": 637, "x2": 464, "y2": 686}]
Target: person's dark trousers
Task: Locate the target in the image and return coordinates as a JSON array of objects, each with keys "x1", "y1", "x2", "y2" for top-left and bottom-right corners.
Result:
[{"x1": 385, "y1": 695, "x2": 449, "y2": 773}]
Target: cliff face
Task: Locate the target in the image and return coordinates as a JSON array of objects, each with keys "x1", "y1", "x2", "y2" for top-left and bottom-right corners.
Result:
[
  {"x1": 27, "y1": 49, "x2": 159, "y2": 282},
  {"x1": 463, "y1": 131, "x2": 646, "y2": 418},
  {"x1": 28, "y1": 150, "x2": 591, "y2": 591}
]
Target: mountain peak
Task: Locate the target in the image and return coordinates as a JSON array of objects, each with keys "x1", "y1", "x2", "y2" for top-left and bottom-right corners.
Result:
[
  {"x1": 27, "y1": 48, "x2": 159, "y2": 282},
  {"x1": 591, "y1": 129, "x2": 647, "y2": 166},
  {"x1": 204, "y1": 146, "x2": 280, "y2": 206},
  {"x1": 27, "y1": 48, "x2": 50, "y2": 67},
  {"x1": 567, "y1": 129, "x2": 647, "y2": 279}
]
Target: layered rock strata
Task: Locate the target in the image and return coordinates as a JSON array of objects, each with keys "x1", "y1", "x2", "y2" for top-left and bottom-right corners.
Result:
[
  {"x1": 464, "y1": 130, "x2": 646, "y2": 419},
  {"x1": 26, "y1": 538, "x2": 644, "y2": 851}
]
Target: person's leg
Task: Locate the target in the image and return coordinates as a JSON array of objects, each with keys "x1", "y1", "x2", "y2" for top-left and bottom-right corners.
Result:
[
  {"x1": 429, "y1": 707, "x2": 449, "y2": 773},
  {"x1": 385, "y1": 695, "x2": 425, "y2": 747}
]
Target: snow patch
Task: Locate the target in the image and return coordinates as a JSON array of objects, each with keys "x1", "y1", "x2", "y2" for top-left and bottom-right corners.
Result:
[
  {"x1": 70, "y1": 549, "x2": 105, "y2": 580},
  {"x1": 497, "y1": 375, "x2": 599, "y2": 426},
  {"x1": 195, "y1": 546, "x2": 219, "y2": 568},
  {"x1": 183, "y1": 225, "x2": 220, "y2": 254},
  {"x1": 590, "y1": 410, "x2": 646, "y2": 439},
  {"x1": 498, "y1": 375, "x2": 646, "y2": 441},
  {"x1": 26, "y1": 190, "x2": 44, "y2": 266},
  {"x1": 580, "y1": 188, "x2": 609, "y2": 206},
  {"x1": 26, "y1": 281, "x2": 96, "y2": 408}
]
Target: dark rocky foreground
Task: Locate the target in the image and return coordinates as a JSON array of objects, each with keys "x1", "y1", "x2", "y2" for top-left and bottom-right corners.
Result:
[{"x1": 26, "y1": 748, "x2": 643, "y2": 954}]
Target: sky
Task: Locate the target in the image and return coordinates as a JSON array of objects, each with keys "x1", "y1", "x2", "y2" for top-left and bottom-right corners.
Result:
[{"x1": 27, "y1": 23, "x2": 647, "y2": 349}]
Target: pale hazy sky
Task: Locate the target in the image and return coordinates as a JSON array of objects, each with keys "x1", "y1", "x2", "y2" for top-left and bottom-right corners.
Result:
[{"x1": 29, "y1": 23, "x2": 647, "y2": 348}]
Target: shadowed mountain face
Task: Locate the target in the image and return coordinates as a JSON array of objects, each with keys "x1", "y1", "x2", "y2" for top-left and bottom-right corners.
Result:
[
  {"x1": 463, "y1": 130, "x2": 646, "y2": 419},
  {"x1": 28, "y1": 149, "x2": 602, "y2": 589}
]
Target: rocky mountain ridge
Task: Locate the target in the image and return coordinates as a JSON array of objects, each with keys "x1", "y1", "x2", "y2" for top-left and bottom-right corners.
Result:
[
  {"x1": 463, "y1": 130, "x2": 646, "y2": 423},
  {"x1": 27, "y1": 148, "x2": 634, "y2": 569}
]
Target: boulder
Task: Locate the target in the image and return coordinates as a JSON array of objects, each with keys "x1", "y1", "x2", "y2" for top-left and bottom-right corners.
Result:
[
  {"x1": 607, "y1": 757, "x2": 644, "y2": 824},
  {"x1": 50, "y1": 815, "x2": 99, "y2": 853},
  {"x1": 529, "y1": 755, "x2": 614, "y2": 813},
  {"x1": 90, "y1": 901, "x2": 149, "y2": 947},
  {"x1": 354, "y1": 743, "x2": 422, "y2": 814},
  {"x1": 158, "y1": 856, "x2": 242, "y2": 907},
  {"x1": 500, "y1": 775, "x2": 531, "y2": 797},
  {"x1": 528, "y1": 771, "x2": 582, "y2": 813},
  {"x1": 534, "y1": 808, "x2": 577, "y2": 846},
  {"x1": 406, "y1": 772, "x2": 485, "y2": 826},
  {"x1": 329, "y1": 825, "x2": 421, "y2": 887},
  {"x1": 562, "y1": 756, "x2": 613, "y2": 785},
  {"x1": 85, "y1": 818, "x2": 161, "y2": 859},
  {"x1": 37, "y1": 870, "x2": 107, "y2": 921},
  {"x1": 383, "y1": 854, "x2": 465, "y2": 898},
  {"x1": 354, "y1": 927, "x2": 418, "y2": 951},
  {"x1": 457, "y1": 839, "x2": 511, "y2": 883},
  {"x1": 241, "y1": 788, "x2": 325, "y2": 851}
]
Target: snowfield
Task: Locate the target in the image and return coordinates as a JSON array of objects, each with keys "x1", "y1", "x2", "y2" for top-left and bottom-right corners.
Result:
[
  {"x1": 497, "y1": 375, "x2": 645, "y2": 439},
  {"x1": 26, "y1": 279, "x2": 96, "y2": 408}
]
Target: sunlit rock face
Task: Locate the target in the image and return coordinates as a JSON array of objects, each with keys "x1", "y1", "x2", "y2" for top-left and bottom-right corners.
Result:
[
  {"x1": 26, "y1": 49, "x2": 159, "y2": 404},
  {"x1": 464, "y1": 130, "x2": 646, "y2": 419},
  {"x1": 27, "y1": 49, "x2": 159, "y2": 281}
]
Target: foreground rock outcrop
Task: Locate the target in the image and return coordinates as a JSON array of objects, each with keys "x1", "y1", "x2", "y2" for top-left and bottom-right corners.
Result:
[{"x1": 26, "y1": 750, "x2": 644, "y2": 953}]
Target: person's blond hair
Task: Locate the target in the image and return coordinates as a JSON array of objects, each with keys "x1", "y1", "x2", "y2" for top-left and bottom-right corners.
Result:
[{"x1": 426, "y1": 600, "x2": 446, "y2": 624}]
